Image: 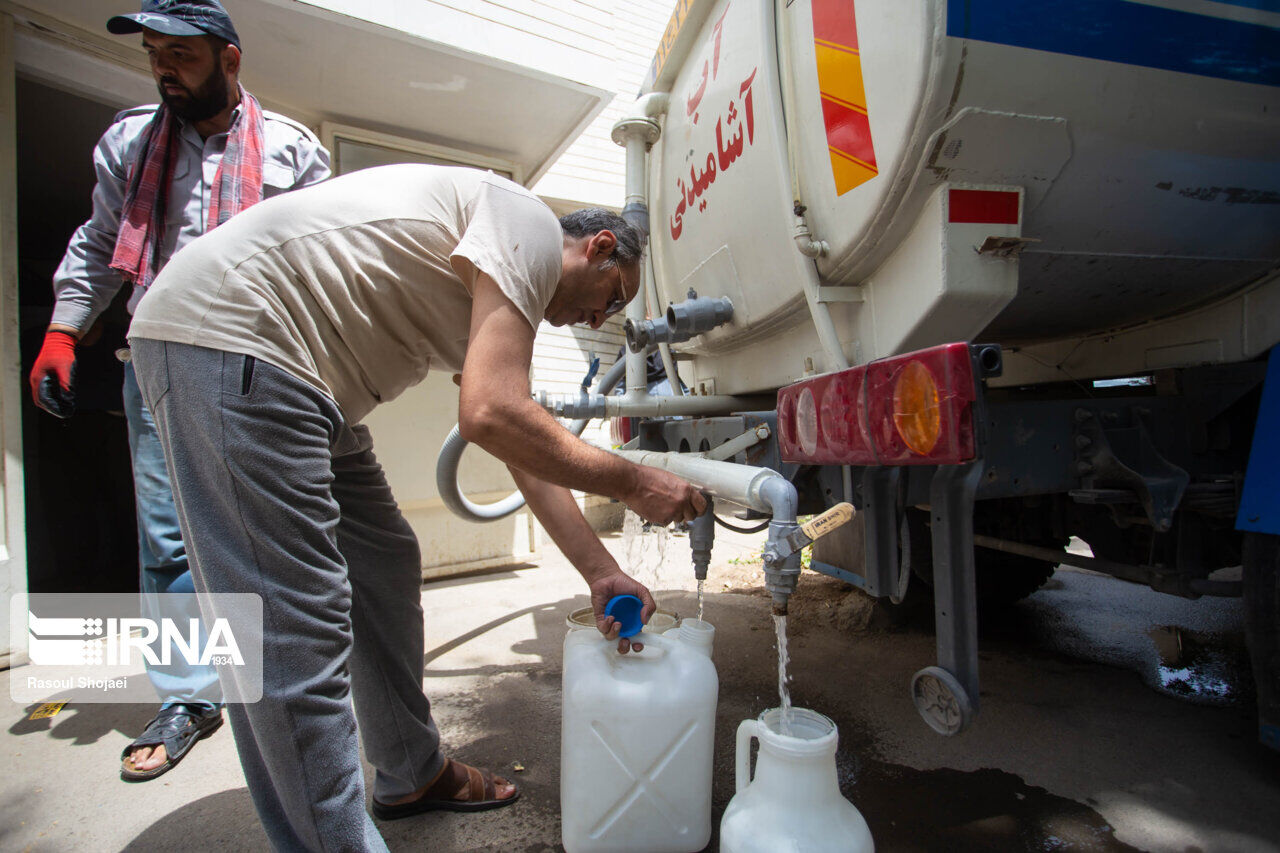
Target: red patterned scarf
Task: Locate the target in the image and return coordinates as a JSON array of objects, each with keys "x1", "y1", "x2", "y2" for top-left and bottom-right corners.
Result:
[{"x1": 110, "y1": 85, "x2": 266, "y2": 291}]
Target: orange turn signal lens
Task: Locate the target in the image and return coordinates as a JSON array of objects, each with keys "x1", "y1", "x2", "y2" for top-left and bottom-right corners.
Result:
[{"x1": 892, "y1": 361, "x2": 941, "y2": 455}]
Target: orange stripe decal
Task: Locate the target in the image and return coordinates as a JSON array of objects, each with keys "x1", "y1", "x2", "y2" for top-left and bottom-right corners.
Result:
[{"x1": 812, "y1": 0, "x2": 877, "y2": 195}]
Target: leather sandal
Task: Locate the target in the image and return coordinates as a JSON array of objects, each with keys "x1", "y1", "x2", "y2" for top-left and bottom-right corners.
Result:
[
  {"x1": 120, "y1": 704, "x2": 223, "y2": 782},
  {"x1": 371, "y1": 758, "x2": 520, "y2": 820}
]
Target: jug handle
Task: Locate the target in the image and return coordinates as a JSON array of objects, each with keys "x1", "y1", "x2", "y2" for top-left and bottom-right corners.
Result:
[{"x1": 735, "y1": 718, "x2": 760, "y2": 793}]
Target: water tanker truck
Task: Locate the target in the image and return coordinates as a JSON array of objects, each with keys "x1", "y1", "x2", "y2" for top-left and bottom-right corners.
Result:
[{"x1": 442, "y1": 0, "x2": 1280, "y2": 745}]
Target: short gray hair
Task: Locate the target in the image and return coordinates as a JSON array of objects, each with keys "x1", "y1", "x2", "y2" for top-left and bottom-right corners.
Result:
[{"x1": 558, "y1": 208, "x2": 644, "y2": 268}]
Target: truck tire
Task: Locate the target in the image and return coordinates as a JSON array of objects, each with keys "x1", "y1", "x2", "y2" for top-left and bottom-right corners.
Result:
[
  {"x1": 1243, "y1": 531, "x2": 1280, "y2": 752},
  {"x1": 972, "y1": 548, "x2": 1059, "y2": 607},
  {"x1": 904, "y1": 508, "x2": 1060, "y2": 608}
]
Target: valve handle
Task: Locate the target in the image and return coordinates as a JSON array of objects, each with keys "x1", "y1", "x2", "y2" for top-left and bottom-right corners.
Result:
[{"x1": 799, "y1": 502, "x2": 854, "y2": 543}]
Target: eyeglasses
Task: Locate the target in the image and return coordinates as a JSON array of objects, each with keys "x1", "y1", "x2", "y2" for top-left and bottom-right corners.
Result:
[{"x1": 602, "y1": 260, "x2": 631, "y2": 318}]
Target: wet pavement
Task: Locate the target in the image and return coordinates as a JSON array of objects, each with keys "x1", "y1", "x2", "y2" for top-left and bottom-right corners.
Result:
[{"x1": 3, "y1": 526, "x2": 1279, "y2": 851}]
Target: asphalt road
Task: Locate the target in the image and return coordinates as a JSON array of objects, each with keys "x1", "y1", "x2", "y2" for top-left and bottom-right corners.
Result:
[{"x1": 4, "y1": 524, "x2": 1279, "y2": 851}]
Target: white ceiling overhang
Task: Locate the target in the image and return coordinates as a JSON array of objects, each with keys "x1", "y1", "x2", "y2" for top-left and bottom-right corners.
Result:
[{"x1": 6, "y1": 0, "x2": 611, "y2": 186}]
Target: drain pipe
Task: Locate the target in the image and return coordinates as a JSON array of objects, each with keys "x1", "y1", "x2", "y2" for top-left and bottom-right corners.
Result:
[
  {"x1": 643, "y1": 256, "x2": 684, "y2": 395},
  {"x1": 612, "y1": 449, "x2": 803, "y2": 612},
  {"x1": 622, "y1": 94, "x2": 686, "y2": 394},
  {"x1": 612, "y1": 98, "x2": 664, "y2": 404}
]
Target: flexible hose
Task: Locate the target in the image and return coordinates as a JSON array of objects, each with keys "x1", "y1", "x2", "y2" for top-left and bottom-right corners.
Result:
[
  {"x1": 436, "y1": 357, "x2": 630, "y2": 522},
  {"x1": 712, "y1": 513, "x2": 771, "y2": 535}
]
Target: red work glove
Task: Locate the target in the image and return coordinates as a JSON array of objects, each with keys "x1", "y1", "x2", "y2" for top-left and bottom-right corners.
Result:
[{"x1": 29, "y1": 329, "x2": 78, "y2": 418}]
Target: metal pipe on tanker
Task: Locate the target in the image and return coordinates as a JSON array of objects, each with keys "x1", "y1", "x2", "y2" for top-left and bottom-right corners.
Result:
[
  {"x1": 632, "y1": 94, "x2": 685, "y2": 396},
  {"x1": 611, "y1": 448, "x2": 802, "y2": 612},
  {"x1": 536, "y1": 388, "x2": 769, "y2": 420},
  {"x1": 646, "y1": 256, "x2": 684, "y2": 396},
  {"x1": 612, "y1": 449, "x2": 784, "y2": 516},
  {"x1": 622, "y1": 132, "x2": 651, "y2": 401},
  {"x1": 612, "y1": 104, "x2": 664, "y2": 403}
]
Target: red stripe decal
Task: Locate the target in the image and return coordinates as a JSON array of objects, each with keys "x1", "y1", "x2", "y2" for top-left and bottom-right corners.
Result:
[
  {"x1": 812, "y1": 0, "x2": 859, "y2": 50},
  {"x1": 948, "y1": 189, "x2": 1020, "y2": 224},
  {"x1": 821, "y1": 97, "x2": 877, "y2": 168}
]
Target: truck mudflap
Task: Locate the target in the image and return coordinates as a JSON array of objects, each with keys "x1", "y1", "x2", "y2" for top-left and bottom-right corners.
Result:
[{"x1": 912, "y1": 461, "x2": 985, "y2": 735}]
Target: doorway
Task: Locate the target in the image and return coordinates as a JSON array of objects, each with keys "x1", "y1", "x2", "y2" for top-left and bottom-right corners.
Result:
[{"x1": 17, "y1": 77, "x2": 138, "y2": 594}]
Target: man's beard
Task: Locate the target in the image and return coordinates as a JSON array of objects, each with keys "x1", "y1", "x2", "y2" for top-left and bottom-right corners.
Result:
[{"x1": 158, "y1": 67, "x2": 230, "y2": 122}]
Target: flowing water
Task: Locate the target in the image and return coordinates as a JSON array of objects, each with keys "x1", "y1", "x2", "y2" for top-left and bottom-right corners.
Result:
[
  {"x1": 774, "y1": 612, "x2": 794, "y2": 735},
  {"x1": 697, "y1": 579, "x2": 705, "y2": 622},
  {"x1": 621, "y1": 509, "x2": 670, "y2": 603}
]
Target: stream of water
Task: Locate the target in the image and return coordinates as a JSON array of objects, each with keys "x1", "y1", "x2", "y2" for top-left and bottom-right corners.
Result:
[
  {"x1": 774, "y1": 612, "x2": 794, "y2": 734},
  {"x1": 697, "y1": 579, "x2": 705, "y2": 622},
  {"x1": 621, "y1": 509, "x2": 670, "y2": 612}
]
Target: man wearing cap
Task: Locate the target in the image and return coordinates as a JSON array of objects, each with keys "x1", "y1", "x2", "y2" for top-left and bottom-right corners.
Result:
[{"x1": 27, "y1": 0, "x2": 330, "y2": 782}]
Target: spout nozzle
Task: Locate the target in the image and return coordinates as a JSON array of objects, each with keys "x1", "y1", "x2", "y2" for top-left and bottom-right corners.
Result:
[
  {"x1": 689, "y1": 497, "x2": 715, "y2": 583},
  {"x1": 771, "y1": 596, "x2": 790, "y2": 616}
]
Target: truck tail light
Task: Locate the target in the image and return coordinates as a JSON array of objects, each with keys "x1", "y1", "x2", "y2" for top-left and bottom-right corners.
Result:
[
  {"x1": 777, "y1": 342, "x2": 982, "y2": 466},
  {"x1": 610, "y1": 415, "x2": 635, "y2": 447},
  {"x1": 893, "y1": 361, "x2": 941, "y2": 455}
]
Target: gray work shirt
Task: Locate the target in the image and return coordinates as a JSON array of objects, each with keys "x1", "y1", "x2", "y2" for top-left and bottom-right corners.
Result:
[{"x1": 51, "y1": 101, "x2": 332, "y2": 332}]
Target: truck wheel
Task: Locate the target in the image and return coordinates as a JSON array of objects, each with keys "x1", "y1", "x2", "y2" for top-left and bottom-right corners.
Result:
[
  {"x1": 1244, "y1": 531, "x2": 1280, "y2": 752},
  {"x1": 911, "y1": 666, "x2": 974, "y2": 735},
  {"x1": 904, "y1": 509, "x2": 1060, "y2": 608},
  {"x1": 972, "y1": 548, "x2": 1059, "y2": 607}
]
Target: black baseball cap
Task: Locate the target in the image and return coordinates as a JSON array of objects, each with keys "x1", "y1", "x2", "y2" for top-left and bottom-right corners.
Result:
[{"x1": 107, "y1": 0, "x2": 241, "y2": 49}]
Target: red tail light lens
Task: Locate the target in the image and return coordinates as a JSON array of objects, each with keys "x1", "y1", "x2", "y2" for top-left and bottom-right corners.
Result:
[
  {"x1": 777, "y1": 342, "x2": 978, "y2": 466},
  {"x1": 610, "y1": 416, "x2": 635, "y2": 446}
]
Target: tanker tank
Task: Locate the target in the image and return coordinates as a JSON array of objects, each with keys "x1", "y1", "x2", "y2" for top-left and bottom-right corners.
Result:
[{"x1": 643, "y1": 0, "x2": 1280, "y2": 393}]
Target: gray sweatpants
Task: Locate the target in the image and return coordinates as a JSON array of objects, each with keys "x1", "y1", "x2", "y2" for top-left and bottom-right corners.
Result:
[{"x1": 131, "y1": 339, "x2": 444, "y2": 852}]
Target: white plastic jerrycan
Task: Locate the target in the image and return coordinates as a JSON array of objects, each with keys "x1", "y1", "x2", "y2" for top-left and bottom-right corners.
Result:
[
  {"x1": 561, "y1": 618, "x2": 718, "y2": 853},
  {"x1": 720, "y1": 707, "x2": 874, "y2": 853}
]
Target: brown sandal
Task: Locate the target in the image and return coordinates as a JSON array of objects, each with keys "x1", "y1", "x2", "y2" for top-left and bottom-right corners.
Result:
[{"x1": 371, "y1": 758, "x2": 519, "y2": 820}]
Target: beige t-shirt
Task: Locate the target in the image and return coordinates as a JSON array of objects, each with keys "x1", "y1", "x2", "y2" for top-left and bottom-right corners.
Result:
[{"x1": 129, "y1": 165, "x2": 563, "y2": 423}]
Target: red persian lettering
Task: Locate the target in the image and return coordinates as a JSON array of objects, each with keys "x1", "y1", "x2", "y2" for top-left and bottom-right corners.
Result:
[{"x1": 670, "y1": 65, "x2": 759, "y2": 242}]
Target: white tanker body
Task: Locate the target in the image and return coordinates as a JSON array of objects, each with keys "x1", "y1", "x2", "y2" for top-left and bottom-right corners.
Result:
[
  {"x1": 642, "y1": 0, "x2": 1279, "y2": 393},
  {"x1": 609, "y1": 0, "x2": 1280, "y2": 743}
]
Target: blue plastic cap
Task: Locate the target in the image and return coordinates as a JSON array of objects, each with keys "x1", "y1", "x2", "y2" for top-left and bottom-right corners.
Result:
[{"x1": 604, "y1": 594, "x2": 644, "y2": 638}]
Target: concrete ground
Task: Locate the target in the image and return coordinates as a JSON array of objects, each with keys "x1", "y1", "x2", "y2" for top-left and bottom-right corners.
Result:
[{"x1": 4, "y1": 523, "x2": 1280, "y2": 852}]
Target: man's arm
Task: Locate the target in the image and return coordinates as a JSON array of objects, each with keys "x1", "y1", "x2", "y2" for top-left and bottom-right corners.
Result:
[
  {"x1": 507, "y1": 467, "x2": 655, "y2": 653},
  {"x1": 458, "y1": 272, "x2": 705, "y2": 526},
  {"x1": 291, "y1": 135, "x2": 331, "y2": 189},
  {"x1": 48, "y1": 121, "x2": 135, "y2": 336},
  {"x1": 32, "y1": 120, "x2": 135, "y2": 415}
]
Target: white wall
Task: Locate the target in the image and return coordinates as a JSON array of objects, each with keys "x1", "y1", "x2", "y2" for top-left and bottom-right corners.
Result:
[
  {"x1": 297, "y1": 0, "x2": 676, "y2": 206},
  {"x1": 298, "y1": 0, "x2": 617, "y2": 91},
  {"x1": 533, "y1": 0, "x2": 676, "y2": 207}
]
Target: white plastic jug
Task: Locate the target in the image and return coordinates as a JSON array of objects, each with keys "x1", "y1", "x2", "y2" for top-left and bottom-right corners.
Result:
[
  {"x1": 561, "y1": 619, "x2": 718, "y2": 853},
  {"x1": 720, "y1": 707, "x2": 874, "y2": 853}
]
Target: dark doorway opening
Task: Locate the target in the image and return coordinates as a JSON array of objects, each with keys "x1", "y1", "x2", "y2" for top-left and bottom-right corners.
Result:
[{"x1": 18, "y1": 77, "x2": 138, "y2": 594}]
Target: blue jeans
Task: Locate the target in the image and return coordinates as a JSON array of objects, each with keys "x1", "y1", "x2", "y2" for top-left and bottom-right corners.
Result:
[
  {"x1": 122, "y1": 360, "x2": 221, "y2": 711},
  {"x1": 133, "y1": 341, "x2": 440, "y2": 852}
]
